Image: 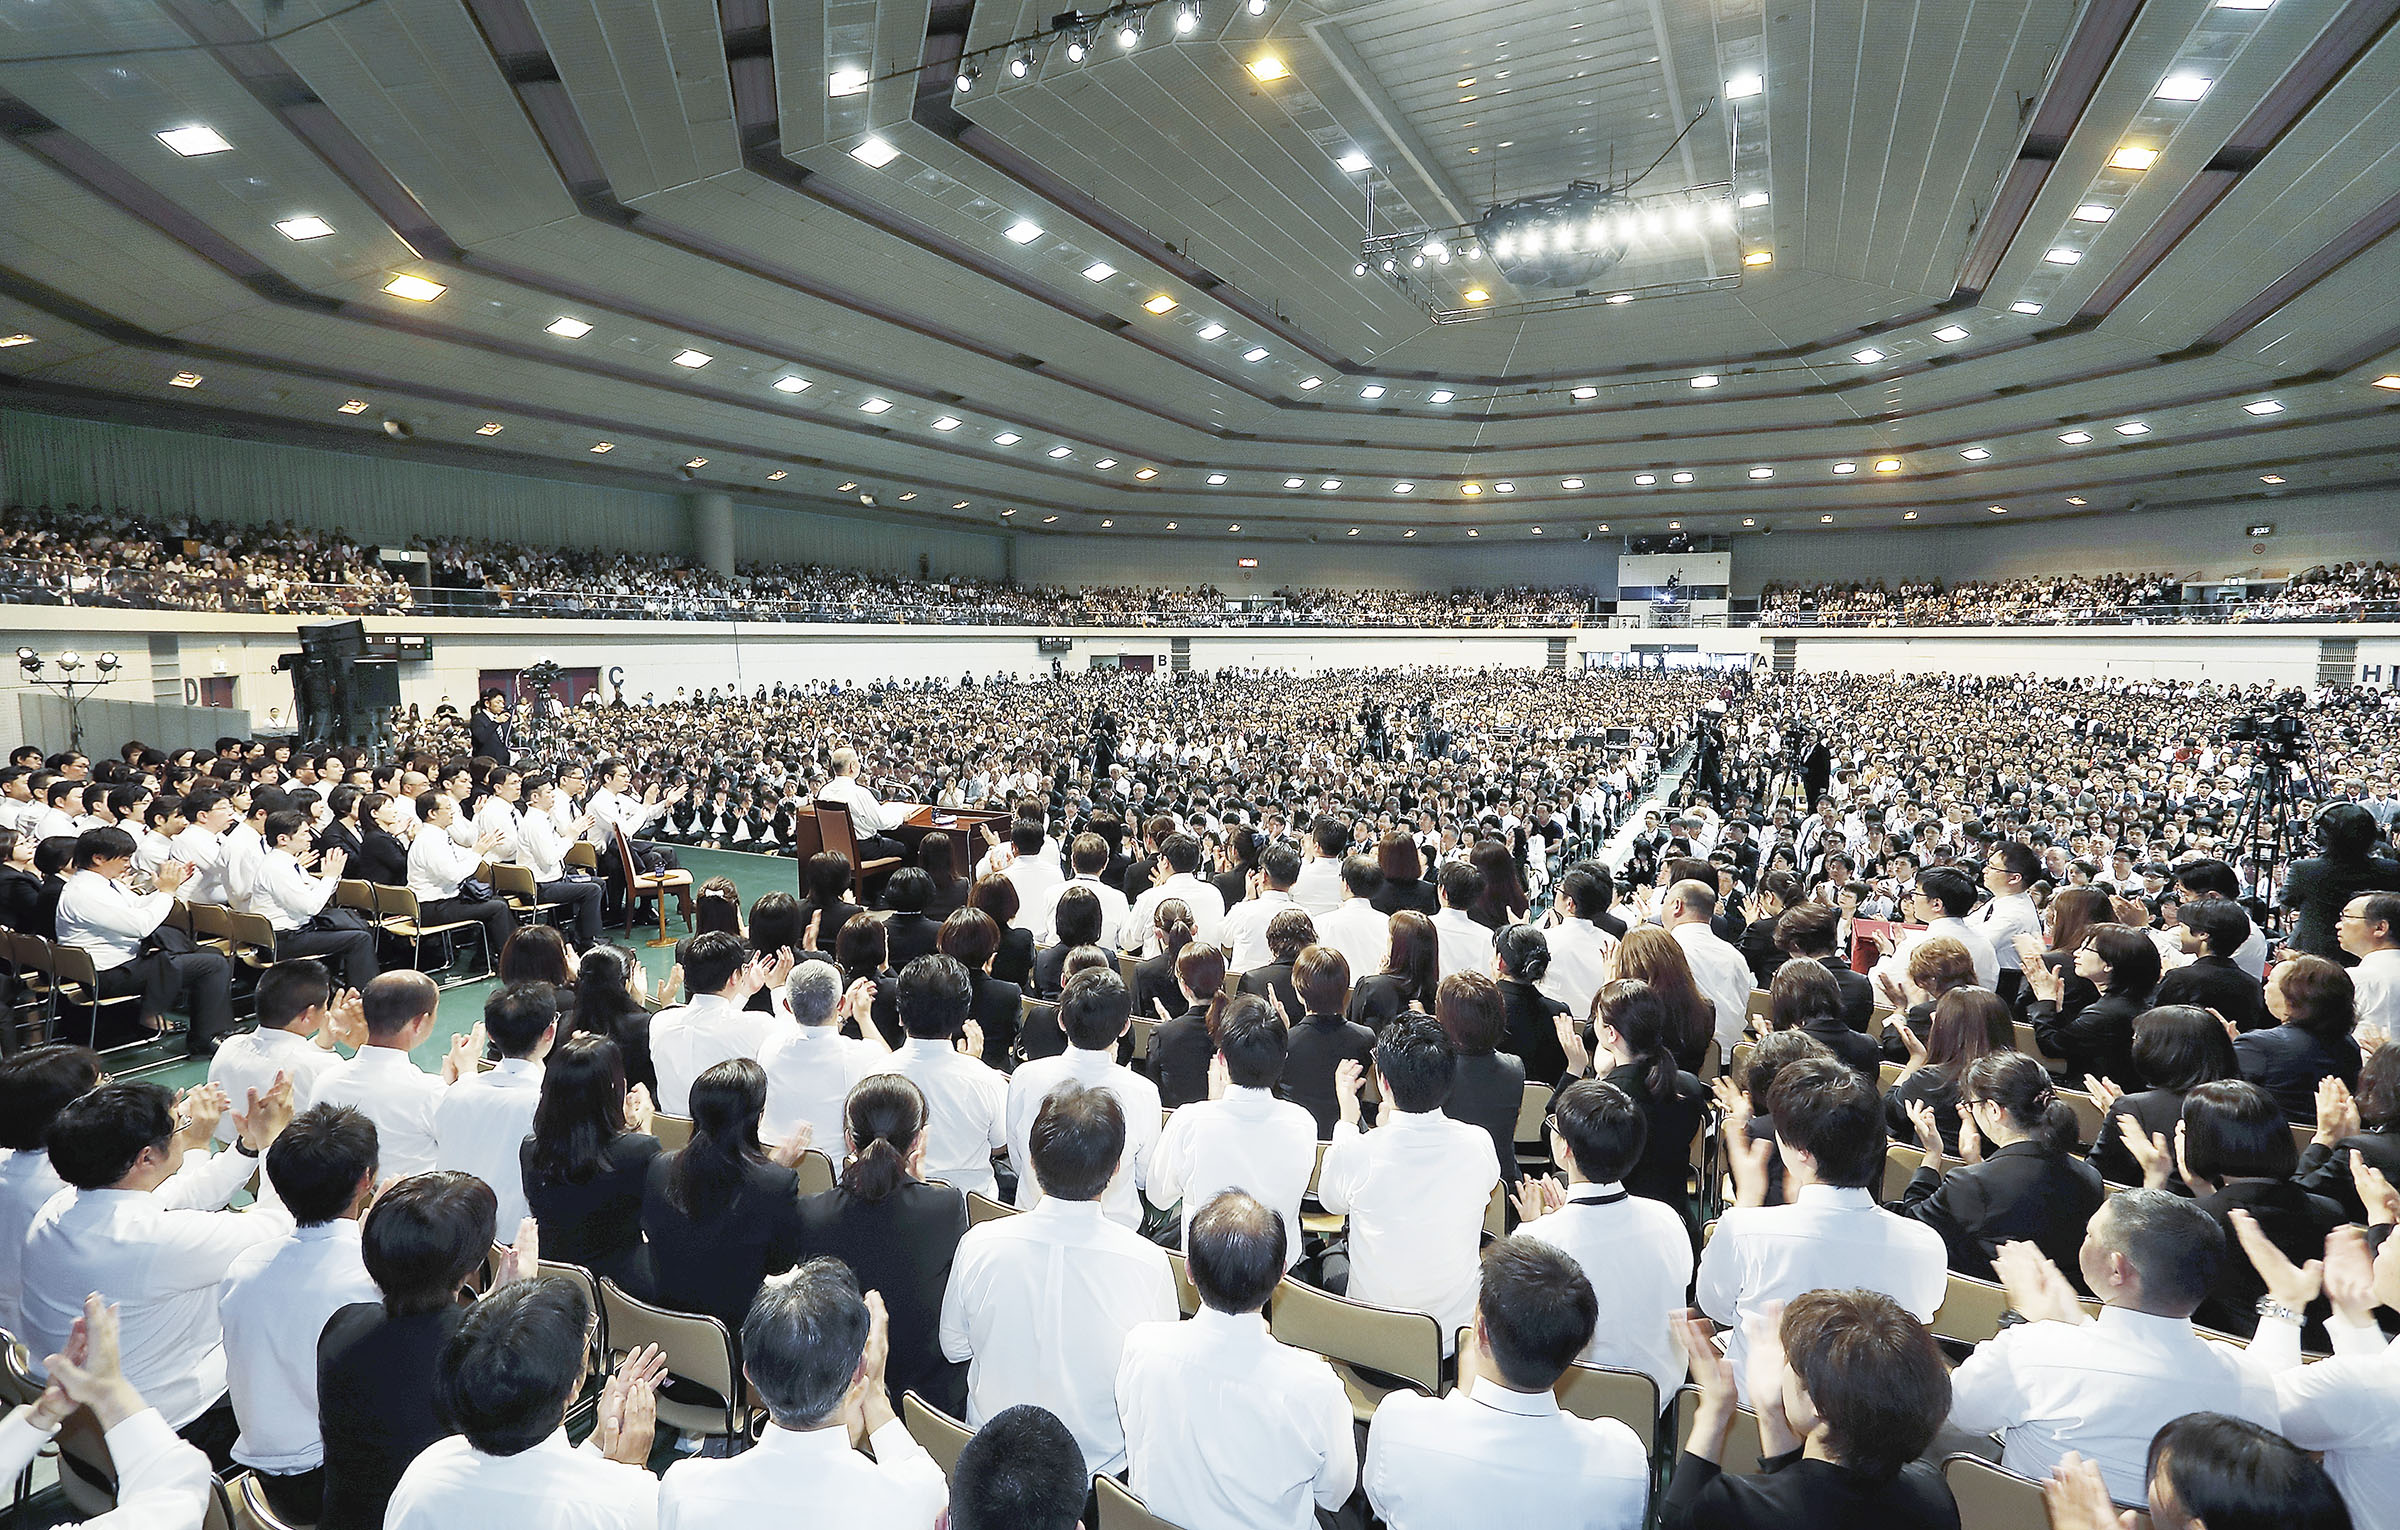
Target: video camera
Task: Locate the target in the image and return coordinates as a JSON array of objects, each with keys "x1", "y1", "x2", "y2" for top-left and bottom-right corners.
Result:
[{"x1": 2226, "y1": 690, "x2": 2309, "y2": 758}]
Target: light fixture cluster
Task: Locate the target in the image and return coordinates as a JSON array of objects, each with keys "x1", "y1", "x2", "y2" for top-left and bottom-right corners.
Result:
[{"x1": 832, "y1": 1, "x2": 1217, "y2": 104}]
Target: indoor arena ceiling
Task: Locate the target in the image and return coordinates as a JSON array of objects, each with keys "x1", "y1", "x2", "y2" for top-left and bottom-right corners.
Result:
[{"x1": 1, "y1": 0, "x2": 2398, "y2": 543}]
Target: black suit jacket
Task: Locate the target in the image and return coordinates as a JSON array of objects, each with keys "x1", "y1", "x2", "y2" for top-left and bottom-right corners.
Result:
[
  {"x1": 1900, "y1": 1140, "x2": 2107, "y2": 1282},
  {"x1": 2235, "y1": 1023, "x2": 2361, "y2": 1123},
  {"x1": 641, "y1": 1152, "x2": 806, "y2": 1337},
  {"x1": 966, "y1": 971, "x2": 1021, "y2": 1068},
  {"x1": 0, "y1": 866, "x2": 41, "y2": 934},
  {"x1": 1132, "y1": 950, "x2": 1181, "y2": 1027},
  {"x1": 883, "y1": 911, "x2": 942, "y2": 973},
  {"x1": 1815, "y1": 955, "x2": 1876, "y2": 1031},
  {"x1": 1346, "y1": 972, "x2": 1425, "y2": 1033},
  {"x1": 315, "y1": 819, "x2": 365, "y2": 865},
  {"x1": 793, "y1": 1181, "x2": 970, "y2": 1415},
  {"x1": 1447, "y1": 1050, "x2": 1527, "y2": 1185},
  {"x1": 1369, "y1": 879, "x2": 1440, "y2": 917},
  {"x1": 522, "y1": 1132, "x2": 660, "y2": 1295},
  {"x1": 1238, "y1": 959, "x2": 1301, "y2": 1026},
  {"x1": 2154, "y1": 955, "x2": 2268, "y2": 1034},
  {"x1": 1282, "y1": 1013, "x2": 1376, "y2": 1138},
  {"x1": 1149, "y1": 1005, "x2": 1214, "y2": 1108},
  {"x1": 990, "y1": 925, "x2": 1035, "y2": 989},
  {"x1": 2088, "y1": 1088, "x2": 2188, "y2": 1187},
  {"x1": 2191, "y1": 1178, "x2": 2345, "y2": 1341},
  {"x1": 2031, "y1": 991, "x2": 2145, "y2": 1090},
  {"x1": 317, "y1": 1302, "x2": 465, "y2": 1530},
  {"x1": 2295, "y1": 1130, "x2": 2400, "y2": 1222},
  {"x1": 1605, "y1": 1060, "x2": 1708, "y2": 1214},
  {"x1": 1031, "y1": 941, "x2": 1102, "y2": 1001},
  {"x1": 355, "y1": 828, "x2": 409, "y2": 888},
  {"x1": 1662, "y1": 1449, "x2": 1959, "y2": 1530},
  {"x1": 1739, "y1": 915, "x2": 1785, "y2": 987},
  {"x1": 1499, "y1": 978, "x2": 1570, "y2": 1089},
  {"x1": 469, "y1": 709, "x2": 513, "y2": 768},
  {"x1": 1801, "y1": 1018, "x2": 1886, "y2": 1083}
]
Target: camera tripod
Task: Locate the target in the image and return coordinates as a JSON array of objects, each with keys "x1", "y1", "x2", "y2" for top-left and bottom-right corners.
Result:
[{"x1": 2226, "y1": 745, "x2": 2321, "y2": 913}]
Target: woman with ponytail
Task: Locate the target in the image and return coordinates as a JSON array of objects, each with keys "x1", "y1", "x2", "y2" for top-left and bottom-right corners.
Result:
[
  {"x1": 794, "y1": 1073, "x2": 969, "y2": 1414},
  {"x1": 1347, "y1": 909, "x2": 1440, "y2": 1030},
  {"x1": 639, "y1": 1057, "x2": 813, "y2": 1338},
  {"x1": 1561, "y1": 979, "x2": 1707, "y2": 1213},
  {"x1": 1493, "y1": 922, "x2": 1571, "y2": 1086},
  {"x1": 1898, "y1": 1050, "x2": 2105, "y2": 1282},
  {"x1": 1132, "y1": 897, "x2": 1197, "y2": 1027},
  {"x1": 1149, "y1": 943, "x2": 1227, "y2": 1108}
]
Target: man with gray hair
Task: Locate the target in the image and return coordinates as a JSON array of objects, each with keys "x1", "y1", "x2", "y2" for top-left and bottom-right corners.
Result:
[
  {"x1": 656, "y1": 1259, "x2": 944, "y2": 1528},
  {"x1": 812, "y1": 747, "x2": 910, "y2": 874},
  {"x1": 757, "y1": 960, "x2": 890, "y2": 1148}
]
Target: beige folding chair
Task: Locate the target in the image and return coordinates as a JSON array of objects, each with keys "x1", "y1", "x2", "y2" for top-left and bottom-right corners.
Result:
[
  {"x1": 1880, "y1": 1059, "x2": 1906, "y2": 1089},
  {"x1": 652, "y1": 1112, "x2": 694, "y2": 1151},
  {"x1": 1883, "y1": 1141, "x2": 1926, "y2": 1204},
  {"x1": 903, "y1": 1390, "x2": 975, "y2": 1478},
  {"x1": 202, "y1": 1477, "x2": 238, "y2": 1530},
  {"x1": 2057, "y1": 1088, "x2": 2105, "y2": 1146},
  {"x1": 1094, "y1": 1474, "x2": 1183, "y2": 1530},
  {"x1": 1941, "y1": 1451, "x2": 2052, "y2": 1530},
  {"x1": 374, "y1": 884, "x2": 491, "y2": 985},
  {"x1": 44, "y1": 942, "x2": 147, "y2": 1052},
  {"x1": 1129, "y1": 1014, "x2": 1156, "y2": 1063},
  {"x1": 1933, "y1": 1272, "x2": 2012, "y2": 1345},
  {"x1": 231, "y1": 1470, "x2": 306, "y2": 1530},
  {"x1": 967, "y1": 1189, "x2": 1020, "y2": 1225},
  {"x1": 1744, "y1": 988, "x2": 1771, "y2": 1030},
  {"x1": 608, "y1": 820, "x2": 691, "y2": 948},
  {"x1": 1268, "y1": 1278, "x2": 1442, "y2": 1422},
  {"x1": 565, "y1": 841, "x2": 600, "y2": 874},
  {"x1": 2012, "y1": 1018, "x2": 2070, "y2": 1071},
  {"x1": 794, "y1": 1147, "x2": 837, "y2": 1197},
  {"x1": 225, "y1": 909, "x2": 282, "y2": 972},
  {"x1": 1483, "y1": 1179, "x2": 1506, "y2": 1241},
  {"x1": 813, "y1": 801, "x2": 900, "y2": 879},
  {"x1": 597, "y1": 1277, "x2": 749, "y2": 1441},
  {"x1": 186, "y1": 900, "x2": 239, "y2": 956},
  {"x1": 1165, "y1": 1247, "x2": 1201, "y2": 1317},
  {"x1": 489, "y1": 862, "x2": 560, "y2": 929},
  {"x1": 539, "y1": 1260, "x2": 609, "y2": 1385},
  {"x1": 1672, "y1": 1383, "x2": 1764, "y2": 1477},
  {"x1": 1555, "y1": 1362, "x2": 1662, "y2": 1452}
]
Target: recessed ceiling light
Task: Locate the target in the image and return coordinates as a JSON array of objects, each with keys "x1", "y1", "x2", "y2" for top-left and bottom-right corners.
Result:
[
  {"x1": 2108, "y1": 145, "x2": 2160, "y2": 171},
  {"x1": 849, "y1": 135, "x2": 899, "y2": 166},
  {"x1": 994, "y1": 432, "x2": 1022, "y2": 445},
  {"x1": 1004, "y1": 220, "x2": 1043, "y2": 243},
  {"x1": 1530, "y1": 527, "x2": 1544, "y2": 535},
  {"x1": 922, "y1": 415, "x2": 961, "y2": 431},
  {"x1": 1360, "y1": 384, "x2": 1385, "y2": 399},
  {"x1": 1000, "y1": 508, "x2": 1016, "y2": 517},
  {"x1": 1134, "y1": 468, "x2": 1157, "y2": 479},
  {"x1": 1042, "y1": 514, "x2": 1058, "y2": 523},
  {"x1": 1284, "y1": 477, "x2": 1304, "y2": 488},
  {"x1": 2059, "y1": 430, "x2": 2093, "y2": 443},
  {"x1": 672, "y1": 349, "x2": 711, "y2": 368},
  {"x1": 837, "y1": 482, "x2": 858, "y2": 492},
  {"x1": 1724, "y1": 73, "x2": 1763, "y2": 98},
  {"x1": 1633, "y1": 473, "x2": 1656, "y2": 485},
  {"x1": 1350, "y1": 527, "x2": 1363, "y2": 535},
  {"x1": 1197, "y1": 322, "x2": 1227, "y2": 340},
  {"x1": 829, "y1": 68, "x2": 871, "y2": 97},
  {"x1": 1095, "y1": 458, "x2": 1118, "y2": 469},
  {"x1": 476, "y1": 422, "x2": 504, "y2": 435},
  {"x1": 1337, "y1": 151, "x2": 1372, "y2": 172},
  {"x1": 589, "y1": 441, "x2": 614, "y2": 453},
  {"x1": 1321, "y1": 479, "x2": 1342, "y2": 490},
  {"x1": 2114, "y1": 421, "x2": 2150, "y2": 434},
  {"x1": 1393, "y1": 482, "x2": 1414, "y2": 494},
  {"x1": 2065, "y1": 496, "x2": 2087, "y2": 504},
  {"x1": 2044, "y1": 247, "x2": 2081, "y2": 265},
  {"x1": 1597, "y1": 523, "x2": 1610, "y2": 532},
  {"x1": 1207, "y1": 473, "x2": 1228, "y2": 484},
  {"x1": 1428, "y1": 389, "x2": 1455, "y2": 403},
  {"x1": 1988, "y1": 504, "x2": 2009, "y2": 513},
  {"x1": 2155, "y1": 74, "x2": 2211, "y2": 101},
  {"x1": 1749, "y1": 466, "x2": 1774, "y2": 478},
  {"x1": 2260, "y1": 474, "x2": 2285, "y2": 483},
  {"x1": 954, "y1": 500, "x2": 970, "y2": 509},
  {"x1": 1607, "y1": 293, "x2": 1632, "y2": 304},
  {"x1": 774, "y1": 376, "x2": 814, "y2": 395},
  {"x1": 1960, "y1": 447, "x2": 1990, "y2": 460},
  {"x1": 2010, "y1": 301, "x2": 2044, "y2": 315},
  {"x1": 337, "y1": 399, "x2": 368, "y2": 414},
  {"x1": 546, "y1": 316, "x2": 593, "y2": 338},
  {"x1": 1933, "y1": 325, "x2": 1968, "y2": 342},
  {"x1": 1101, "y1": 519, "x2": 1113, "y2": 527},
  {"x1": 2375, "y1": 375, "x2": 2400, "y2": 389},
  {"x1": 381, "y1": 274, "x2": 445, "y2": 301},
  {"x1": 1571, "y1": 386, "x2": 1599, "y2": 400},
  {"x1": 857, "y1": 397, "x2": 891, "y2": 413},
  {"x1": 1832, "y1": 462, "x2": 1857, "y2": 474},
  {"x1": 1671, "y1": 472, "x2": 1695, "y2": 483},
  {"x1": 168, "y1": 371, "x2": 202, "y2": 388},
  {"x1": 1228, "y1": 524, "x2": 1242, "y2": 533},
  {"x1": 1463, "y1": 288, "x2": 1490, "y2": 302},
  {"x1": 1691, "y1": 375, "x2": 1719, "y2": 388},
  {"x1": 2073, "y1": 203, "x2": 2113, "y2": 223},
  {"x1": 1819, "y1": 514, "x2": 1834, "y2": 523},
  {"x1": 1144, "y1": 294, "x2": 1179, "y2": 314},
  {"x1": 2216, "y1": 0, "x2": 2272, "y2": 9},
  {"x1": 275, "y1": 215, "x2": 335, "y2": 240},
  {"x1": 1243, "y1": 347, "x2": 1269, "y2": 362},
  {"x1": 1739, "y1": 191, "x2": 1770, "y2": 208},
  {"x1": 157, "y1": 125, "x2": 232, "y2": 156},
  {"x1": 1493, "y1": 481, "x2": 1513, "y2": 493},
  {"x1": 1903, "y1": 510, "x2": 1918, "y2": 519},
  {"x1": 1048, "y1": 445, "x2": 1074, "y2": 457},
  {"x1": 1083, "y1": 261, "x2": 1116, "y2": 281},
  {"x1": 1460, "y1": 483, "x2": 1482, "y2": 496},
  {"x1": 1467, "y1": 528, "x2": 1479, "y2": 536},
  {"x1": 1247, "y1": 54, "x2": 1290, "y2": 81},
  {"x1": 2243, "y1": 399, "x2": 2284, "y2": 415},
  {"x1": 1873, "y1": 459, "x2": 1901, "y2": 472},
  {"x1": 0, "y1": 333, "x2": 34, "y2": 348},
  {"x1": 1299, "y1": 376, "x2": 1323, "y2": 389},
  {"x1": 1560, "y1": 478, "x2": 1584, "y2": 489},
  {"x1": 685, "y1": 457, "x2": 708, "y2": 469},
  {"x1": 1851, "y1": 348, "x2": 1885, "y2": 363},
  {"x1": 767, "y1": 470, "x2": 787, "y2": 480},
  {"x1": 1741, "y1": 518, "x2": 1755, "y2": 527}
]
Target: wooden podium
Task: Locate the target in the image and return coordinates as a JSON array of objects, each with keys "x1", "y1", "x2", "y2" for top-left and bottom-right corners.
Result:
[{"x1": 786, "y1": 804, "x2": 1008, "y2": 886}]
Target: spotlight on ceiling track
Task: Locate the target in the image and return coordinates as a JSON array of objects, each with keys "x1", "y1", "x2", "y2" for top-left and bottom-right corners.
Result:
[
  {"x1": 1116, "y1": 14, "x2": 1142, "y2": 48},
  {"x1": 1247, "y1": 0, "x2": 1267, "y2": 12},
  {"x1": 1175, "y1": 4, "x2": 1200, "y2": 34},
  {"x1": 1009, "y1": 51, "x2": 1033, "y2": 78},
  {"x1": 955, "y1": 65, "x2": 978, "y2": 92}
]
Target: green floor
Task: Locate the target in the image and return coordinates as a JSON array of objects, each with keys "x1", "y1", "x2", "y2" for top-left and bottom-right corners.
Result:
[{"x1": 132, "y1": 846, "x2": 800, "y2": 1092}]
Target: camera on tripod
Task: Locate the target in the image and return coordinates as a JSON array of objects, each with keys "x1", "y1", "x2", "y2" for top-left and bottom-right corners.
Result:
[{"x1": 2226, "y1": 696, "x2": 2308, "y2": 759}]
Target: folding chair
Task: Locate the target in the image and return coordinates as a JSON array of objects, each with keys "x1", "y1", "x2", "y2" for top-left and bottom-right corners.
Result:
[
  {"x1": 203, "y1": 1477, "x2": 238, "y2": 1530},
  {"x1": 2012, "y1": 1019, "x2": 2071, "y2": 1071},
  {"x1": 1483, "y1": 1179, "x2": 1506, "y2": 1241},
  {"x1": 186, "y1": 901, "x2": 239, "y2": 957},
  {"x1": 1165, "y1": 1248, "x2": 1201, "y2": 1317},
  {"x1": 1671, "y1": 1384, "x2": 1764, "y2": 1478},
  {"x1": 374, "y1": 885, "x2": 492, "y2": 986},
  {"x1": 609, "y1": 820, "x2": 692, "y2": 948},
  {"x1": 1554, "y1": 1362, "x2": 1662, "y2": 1451},
  {"x1": 2, "y1": 931, "x2": 53, "y2": 1049},
  {"x1": 903, "y1": 1390, "x2": 975, "y2": 1478},
  {"x1": 597, "y1": 1277, "x2": 750, "y2": 1442},
  {"x1": 652, "y1": 1112, "x2": 694, "y2": 1151},
  {"x1": 1301, "y1": 1140, "x2": 1343, "y2": 1237},
  {"x1": 489, "y1": 862, "x2": 561, "y2": 931},
  {"x1": 223, "y1": 910, "x2": 281, "y2": 972},
  {"x1": 45, "y1": 942, "x2": 150, "y2": 1054},
  {"x1": 2058, "y1": 1088, "x2": 2106, "y2": 1147},
  {"x1": 1744, "y1": 988, "x2": 1771, "y2": 1031},
  {"x1": 1941, "y1": 1452, "x2": 2052, "y2": 1530},
  {"x1": 1268, "y1": 1278, "x2": 1442, "y2": 1422},
  {"x1": 793, "y1": 1147, "x2": 837, "y2": 1197},
  {"x1": 1883, "y1": 1141, "x2": 1926, "y2": 1205},
  {"x1": 231, "y1": 1470, "x2": 307, "y2": 1530},
  {"x1": 1514, "y1": 1080, "x2": 1553, "y2": 1171},
  {"x1": 565, "y1": 841, "x2": 600, "y2": 874},
  {"x1": 1880, "y1": 1060, "x2": 1906, "y2": 1089},
  {"x1": 1933, "y1": 1272, "x2": 2012, "y2": 1345},
  {"x1": 966, "y1": 1189, "x2": 1019, "y2": 1226},
  {"x1": 1094, "y1": 1474, "x2": 1184, "y2": 1530},
  {"x1": 1128, "y1": 1014, "x2": 1156, "y2": 1063},
  {"x1": 814, "y1": 800, "x2": 900, "y2": 880}
]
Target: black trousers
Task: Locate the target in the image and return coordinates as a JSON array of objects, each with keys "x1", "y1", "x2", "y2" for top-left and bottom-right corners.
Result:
[
  {"x1": 176, "y1": 1395, "x2": 241, "y2": 1476},
  {"x1": 274, "y1": 921, "x2": 379, "y2": 989},
  {"x1": 422, "y1": 896, "x2": 514, "y2": 968},
  {"x1": 96, "y1": 948, "x2": 232, "y2": 1053},
  {"x1": 256, "y1": 1466, "x2": 324, "y2": 1524},
  {"x1": 538, "y1": 878, "x2": 605, "y2": 949}
]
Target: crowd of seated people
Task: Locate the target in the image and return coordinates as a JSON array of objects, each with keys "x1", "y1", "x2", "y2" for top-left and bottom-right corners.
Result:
[
  {"x1": 0, "y1": 506, "x2": 413, "y2": 615},
  {"x1": 3, "y1": 649, "x2": 2400, "y2": 1527}
]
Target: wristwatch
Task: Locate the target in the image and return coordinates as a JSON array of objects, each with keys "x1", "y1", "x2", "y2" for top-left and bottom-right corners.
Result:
[{"x1": 2255, "y1": 1297, "x2": 2304, "y2": 1325}]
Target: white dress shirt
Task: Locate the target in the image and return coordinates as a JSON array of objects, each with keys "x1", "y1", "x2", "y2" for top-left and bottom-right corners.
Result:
[
  {"x1": 1949, "y1": 1307, "x2": 2279, "y2": 1507},
  {"x1": 1518, "y1": 1183, "x2": 1695, "y2": 1406},
  {"x1": 474, "y1": 797, "x2": 524, "y2": 863},
  {"x1": 998, "y1": 855, "x2": 1065, "y2": 928},
  {"x1": 309, "y1": 1044, "x2": 449, "y2": 1179},
  {"x1": 813, "y1": 775, "x2": 896, "y2": 837},
  {"x1": 169, "y1": 824, "x2": 230, "y2": 906},
  {"x1": 1029, "y1": 871, "x2": 1131, "y2": 952},
  {"x1": 1364, "y1": 1382, "x2": 1648, "y2": 1530},
  {"x1": 0, "y1": 1405, "x2": 212, "y2": 1530},
  {"x1": 890, "y1": 1037, "x2": 1008, "y2": 1198},
  {"x1": 207, "y1": 1026, "x2": 341, "y2": 1145},
  {"x1": 1967, "y1": 892, "x2": 2043, "y2": 974},
  {"x1": 1148, "y1": 1086, "x2": 1317, "y2": 1262},
  {"x1": 2353, "y1": 947, "x2": 2400, "y2": 1035},
  {"x1": 1316, "y1": 1109, "x2": 1501, "y2": 1352},
  {"x1": 2248, "y1": 1310, "x2": 2400, "y2": 1529},
  {"x1": 756, "y1": 1024, "x2": 881, "y2": 1148},
  {"x1": 1315, "y1": 897, "x2": 1392, "y2": 986},
  {"x1": 0, "y1": 1150, "x2": 67, "y2": 1340},
  {"x1": 385, "y1": 1428, "x2": 660, "y2": 1530},
  {"x1": 21, "y1": 1146, "x2": 290, "y2": 1428},
  {"x1": 519, "y1": 806, "x2": 577, "y2": 882},
  {"x1": 53, "y1": 869, "x2": 171, "y2": 971},
  {"x1": 1694, "y1": 1182, "x2": 1947, "y2": 1405},
  {"x1": 245, "y1": 847, "x2": 337, "y2": 930},
  {"x1": 1124, "y1": 874, "x2": 1227, "y2": 955},
  {"x1": 586, "y1": 787, "x2": 669, "y2": 842},
  {"x1": 1874, "y1": 915, "x2": 2001, "y2": 994},
  {"x1": 1290, "y1": 855, "x2": 1344, "y2": 917},
  {"x1": 1539, "y1": 918, "x2": 1619, "y2": 1021},
  {"x1": 432, "y1": 1058, "x2": 546, "y2": 1232},
  {"x1": 217, "y1": 1219, "x2": 379, "y2": 1474},
  {"x1": 1004, "y1": 1047, "x2": 1162, "y2": 1228},
  {"x1": 133, "y1": 827, "x2": 176, "y2": 881},
  {"x1": 220, "y1": 823, "x2": 266, "y2": 911},
  {"x1": 1670, "y1": 921, "x2": 1757, "y2": 1055},
  {"x1": 650, "y1": 993, "x2": 776, "y2": 1116},
  {"x1": 1431, "y1": 907, "x2": 1497, "y2": 982},
  {"x1": 657, "y1": 1416, "x2": 944, "y2": 1530},
  {"x1": 1117, "y1": 1306, "x2": 1355, "y2": 1530},
  {"x1": 406, "y1": 823, "x2": 483, "y2": 902},
  {"x1": 1220, "y1": 888, "x2": 1300, "y2": 975},
  {"x1": 939, "y1": 1197, "x2": 1178, "y2": 1476}
]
